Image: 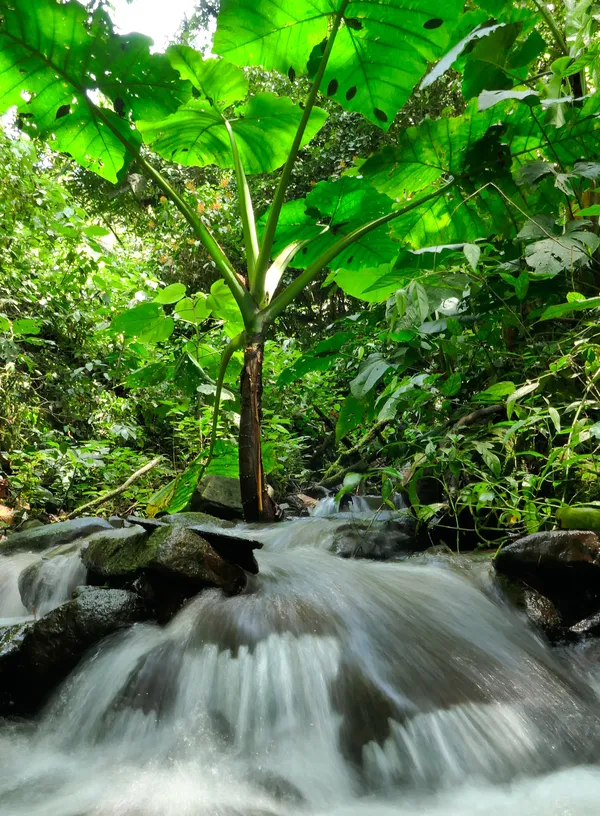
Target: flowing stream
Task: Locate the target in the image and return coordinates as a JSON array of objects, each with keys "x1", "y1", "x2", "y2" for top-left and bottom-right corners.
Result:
[{"x1": 1, "y1": 508, "x2": 600, "y2": 815}]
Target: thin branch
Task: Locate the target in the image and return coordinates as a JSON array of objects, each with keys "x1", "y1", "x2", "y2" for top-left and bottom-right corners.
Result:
[
  {"x1": 65, "y1": 456, "x2": 163, "y2": 518},
  {"x1": 530, "y1": 0, "x2": 568, "y2": 54},
  {"x1": 261, "y1": 181, "x2": 455, "y2": 326},
  {"x1": 254, "y1": 0, "x2": 351, "y2": 284}
]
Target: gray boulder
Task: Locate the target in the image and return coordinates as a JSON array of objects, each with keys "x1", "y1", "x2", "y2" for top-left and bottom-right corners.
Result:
[
  {"x1": 80, "y1": 524, "x2": 150, "y2": 580},
  {"x1": 2, "y1": 517, "x2": 113, "y2": 554},
  {"x1": 190, "y1": 474, "x2": 244, "y2": 520},
  {"x1": 83, "y1": 524, "x2": 247, "y2": 596},
  {"x1": 162, "y1": 511, "x2": 234, "y2": 529},
  {"x1": 0, "y1": 589, "x2": 146, "y2": 715},
  {"x1": 127, "y1": 514, "x2": 262, "y2": 574},
  {"x1": 494, "y1": 530, "x2": 600, "y2": 625}
]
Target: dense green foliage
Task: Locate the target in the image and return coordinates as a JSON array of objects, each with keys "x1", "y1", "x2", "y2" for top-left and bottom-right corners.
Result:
[{"x1": 1, "y1": 0, "x2": 600, "y2": 542}]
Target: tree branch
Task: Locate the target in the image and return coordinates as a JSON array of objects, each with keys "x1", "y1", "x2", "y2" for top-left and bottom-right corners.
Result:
[{"x1": 65, "y1": 456, "x2": 163, "y2": 518}]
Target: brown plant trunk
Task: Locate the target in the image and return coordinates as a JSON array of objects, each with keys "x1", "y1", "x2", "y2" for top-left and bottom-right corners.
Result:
[{"x1": 239, "y1": 334, "x2": 277, "y2": 522}]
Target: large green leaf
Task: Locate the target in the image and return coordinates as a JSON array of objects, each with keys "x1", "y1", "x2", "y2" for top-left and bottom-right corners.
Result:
[
  {"x1": 362, "y1": 102, "x2": 500, "y2": 199},
  {"x1": 98, "y1": 33, "x2": 191, "y2": 121},
  {"x1": 510, "y1": 93, "x2": 600, "y2": 171},
  {"x1": 260, "y1": 176, "x2": 399, "y2": 271},
  {"x1": 166, "y1": 46, "x2": 248, "y2": 111},
  {"x1": 214, "y1": 0, "x2": 463, "y2": 128},
  {"x1": 138, "y1": 93, "x2": 327, "y2": 173},
  {"x1": 0, "y1": 0, "x2": 187, "y2": 181},
  {"x1": 389, "y1": 182, "x2": 523, "y2": 248}
]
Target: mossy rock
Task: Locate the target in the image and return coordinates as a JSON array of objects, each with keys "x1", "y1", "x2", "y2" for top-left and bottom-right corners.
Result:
[
  {"x1": 82, "y1": 525, "x2": 150, "y2": 579},
  {"x1": 162, "y1": 512, "x2": 234, "y2": 529},
  {"x1": 82, "y1": 524, "x2": 246, "y2": 596}
]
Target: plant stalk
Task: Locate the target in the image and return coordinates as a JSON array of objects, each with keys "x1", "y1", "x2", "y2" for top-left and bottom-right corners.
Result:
[
  {"x1": 225, "y1": 120, "x2": 259, "y2": 284},
  {"x1": 261, "y1": 181, "x2": 455, "y2": 326},
  {"x1": 253, "y1": 0, "x2": 351, "y2": 285}
]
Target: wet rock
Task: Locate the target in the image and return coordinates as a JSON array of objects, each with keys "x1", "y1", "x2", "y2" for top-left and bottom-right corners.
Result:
[
  {"x1": 251, "y1": 770, "x2": 304, "y2": 805},
  {"x1": 127, "y1": 515, "x2": 262, "y2": 574},
  {"x1": 81, "y1": 524, "x2": 150, "y2": 580},
  {"x1": 333, "y1": 514, "x2": 420, "y2": 560},
  {"x1": 144, "y1": 526, "x2": 247, "y2": 595},
  {"x1": 19, "y1": 518, "x2": 45, "y2": 531},
  {"x1": 162, "y1": 511, "x2": 234, "y2": 529},
  {"x1": 1, "y1": 517, "x2": 113, "y2": 554},
  {"x1": 83, "y1": 524, "x2": 247, "y2": 597},
  {"x1": 494, "y1": 530, "x2": 600, "y2": 625},
  {"x1": 190, "y1": 474, "x2": 244, "y2": 520},
  {"x1": 0, "y1": 589, "x2": 146, "y2": 715},
  {"x1": 125, "y1": 515, "x2": 165, "y2": 534},
  {"x1": 108, "y1": 515, "x2": 133, "y2": 529},
  {"x1": 523, "y1": 587, "x2": 566, "y2": 640},
  {"x1": 570, "y1": 611, "x2": 600, "y2": 637}
]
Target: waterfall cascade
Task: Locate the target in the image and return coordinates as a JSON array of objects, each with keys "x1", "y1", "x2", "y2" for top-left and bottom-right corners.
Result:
[{"x1": 1, "y1": 508, "x2": 600, "y2": 816}]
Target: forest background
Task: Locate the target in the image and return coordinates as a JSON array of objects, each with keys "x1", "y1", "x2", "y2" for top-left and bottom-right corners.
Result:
[{"x1": 1, "y1": 0, "x2": 600, "y2": 547}]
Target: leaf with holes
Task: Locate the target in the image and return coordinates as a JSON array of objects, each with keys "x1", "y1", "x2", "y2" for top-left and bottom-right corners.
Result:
[
  {"x1": 214, "y1": 0, "x2": 463, "y2": 128},
  {"x1": 362, "y1": 102, "x2": 502, "y2": 200},
  {"x1": 0, "y1": 0, "x2": 183, "y2": 181},
  {"x1": 523, "y1": 232, "x2": 599, "y2": 277},
  {"x1": 138, "y1": 93, "x2": 327, "y2": 173},
  {"x1": 167, "y1": 47, "x2": 248, "y2": 111}
]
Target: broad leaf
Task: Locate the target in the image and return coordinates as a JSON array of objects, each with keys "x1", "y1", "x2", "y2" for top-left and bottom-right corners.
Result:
[
  {"x1": 154, "y1": 283, "x2": 187, "y2": 304},
  {"x1": 362, "y1": 102, "x2": 500, "y2": 200},
  {"x1": 214, "y1": 0, "x2": 462, "y2": 128},
  {"x1": 473, "y1": 381, "x2": 515, "y2": 403},
  {"x1": 277, "y1": 355, "x2": 338, "y2": 386},
  {"x1": 336, "y1": 394, "x2": 368, "y2": 441},
  {"x1": 0, "y1": 0, "x2": 190, "y2": 181},
  {"x1": 261, "y1": 176, "x2": 398, "y2": 271},
  {"x1": 111, "y1": 303, "x2": 161, "y2": 337},
  {"x1": 138, "y1": 93, "x2": 327, "y2": 174},
  {"x1": 539, "y1": 297, "x2": 600, "y2": 321},
  {"x1": 167, "y1": 47, "x2": 247, "y2": 110},
  {"x1": 350, "y1": 353, "x2": 391, "y2": 398}
]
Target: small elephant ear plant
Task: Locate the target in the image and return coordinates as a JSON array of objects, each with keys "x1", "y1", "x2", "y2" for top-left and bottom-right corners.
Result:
[{"x1": 4, "y1": 0, "x2": 581, "y2": 521}]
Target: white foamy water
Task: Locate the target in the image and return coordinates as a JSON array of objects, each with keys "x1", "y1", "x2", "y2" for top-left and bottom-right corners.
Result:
[{"x1": 0, "y1": 513, "x2": 600, "y2": 815}]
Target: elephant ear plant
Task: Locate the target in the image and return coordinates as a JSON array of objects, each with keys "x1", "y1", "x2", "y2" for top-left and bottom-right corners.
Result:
[{"x1": 0, "y1": 0, "x2": 478, "y2": 521}]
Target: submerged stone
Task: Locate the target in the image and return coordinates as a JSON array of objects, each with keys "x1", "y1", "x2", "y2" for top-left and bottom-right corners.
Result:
[
  {"x1": 1, "y1": 517, "x2": 113, "y2": 554},
  {"x1": 333, "y1": 514, "x2": 420, "y2": 560}
]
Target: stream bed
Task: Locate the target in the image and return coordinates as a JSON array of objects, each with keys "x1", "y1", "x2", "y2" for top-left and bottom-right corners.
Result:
[{"x1": 1, "y1": 511, "x2": 600, "y2": 815}]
